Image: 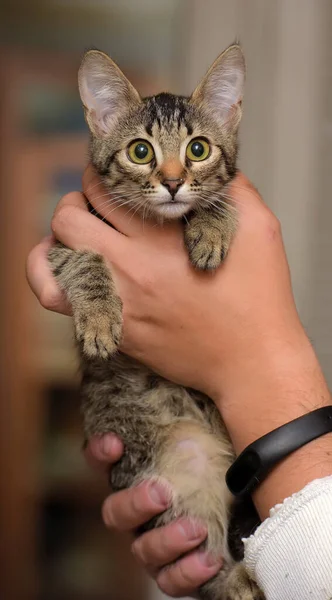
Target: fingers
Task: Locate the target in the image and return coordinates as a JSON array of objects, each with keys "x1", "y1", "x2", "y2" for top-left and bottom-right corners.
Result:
[
  {"x1": 91, "y1": 429, "x2": 221, "y2": 598},
  {"x1": 229, "y1": 172, "x2": 265, "y2": 211},
  {"x1": 84, "y1": 434, "x2": 124, "y2": 473},
  {"x1": 26, "y1": 235, "x2": 71, "y2": 315},
  {"x1": 51, "y1": 189, "x2": 129, "y2": 259},
  {"x1": 83, "y1": 165, "x2": 154, "y2": 237},
  {"x1": 26, "y1": 191, "x2": 90, "y2": 314},
  {"x1": 228, "y1": 172, "x2": 281, "y2": 247},
  {"x1": 156, "y1": 548, "x2": 223, "y2": 598},
  {"x1": 132, "y1": 518, "x2": 207, "y2": 575},
  {"x1": 56, "y1": 188, "x2": 89, "y2": 213},
  {"x1": 102, "y1": 480, "x2": 171, "y2": 532}
]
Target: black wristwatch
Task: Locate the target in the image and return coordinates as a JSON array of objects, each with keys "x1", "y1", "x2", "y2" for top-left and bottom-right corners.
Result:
[{"x1": 226, "y1": 406, "x2": 332, "y2": 497}]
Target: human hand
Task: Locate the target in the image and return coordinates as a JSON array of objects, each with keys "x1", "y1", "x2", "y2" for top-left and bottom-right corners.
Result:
[
  {"x1": 27, "y1": 166, "x2": 331, "y2": 519},
  {"x1": 85, "y1": 434, "x2": 222, "y2": 598},
  {"x1": 27, "y1": 167, "x2": 300, "y2": 400},
  {"x1": 27, "y1": 166, "x2": 329, "y2": 458}
]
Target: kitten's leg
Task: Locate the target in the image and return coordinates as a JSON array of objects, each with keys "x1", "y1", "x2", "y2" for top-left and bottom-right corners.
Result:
[
  {"x1": 219, "y1": 563, "x2": 264, "y2": 600},
  {"x1": 185, "y1": 205, "x2": 237, "y2": 270},
  {"x1": 48, "y1": 242, "x2": 122, "y2": 359},
  {"x1": 142, "y1": 420, "x2": 263, "y2": 600}
]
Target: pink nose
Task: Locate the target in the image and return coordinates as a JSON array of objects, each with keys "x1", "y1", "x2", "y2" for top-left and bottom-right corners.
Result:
[{"x1": 161, "y1": 178, "x2": 184, "y2": 196}]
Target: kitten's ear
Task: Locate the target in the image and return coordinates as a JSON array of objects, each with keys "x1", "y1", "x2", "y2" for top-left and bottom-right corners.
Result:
[
  {"x1": 191, "y1": 44, "x2": 245, "y2": 129},
  {"x1": 78, "y1": 50, "x2": 141, "y2": 137}
]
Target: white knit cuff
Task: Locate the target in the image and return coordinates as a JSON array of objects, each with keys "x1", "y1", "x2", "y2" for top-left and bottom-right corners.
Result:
[{"x1": 243, "y1": 476, "x2": 332, "y2": 600}]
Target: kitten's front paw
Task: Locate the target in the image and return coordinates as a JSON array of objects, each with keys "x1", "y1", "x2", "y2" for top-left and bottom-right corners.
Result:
[
  {"x1": 75, "y1": 306, "x2": 122, "y2": 360},
  {"x1": 185, "y1": 222, "x2": 228, "y2": 270}
]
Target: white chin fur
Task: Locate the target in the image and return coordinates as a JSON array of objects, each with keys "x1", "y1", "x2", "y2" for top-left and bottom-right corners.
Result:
[{"x1": 153, "y1": 202, "x2": 192, "y2": 219}]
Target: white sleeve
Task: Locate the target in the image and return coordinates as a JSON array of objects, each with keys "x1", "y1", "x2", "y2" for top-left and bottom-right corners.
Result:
[{"x1": 243, "y1": 476, "x2": 332, "y2": 600}]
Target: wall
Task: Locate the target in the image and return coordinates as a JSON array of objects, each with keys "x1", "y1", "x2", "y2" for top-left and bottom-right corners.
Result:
[{"x1": 184, "y1": 0, "x2": 332, "y2": 387}]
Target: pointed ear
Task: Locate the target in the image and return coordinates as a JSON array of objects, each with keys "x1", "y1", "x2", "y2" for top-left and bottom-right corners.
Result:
[
  {"x1": 78, "y1": 50, "x2": 141, "y2": 137},
  {"x1": 190, "y1": 44, "x2": 245, "y2": 129}
]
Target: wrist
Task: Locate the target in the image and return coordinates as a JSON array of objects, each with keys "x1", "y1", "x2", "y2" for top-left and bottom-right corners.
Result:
[
  {"x1": 213, "y1": 323, "x2": 324, "y2": 437},
  {"x1": 212, "y1": 328, "x2": 332, "y2": 518}
]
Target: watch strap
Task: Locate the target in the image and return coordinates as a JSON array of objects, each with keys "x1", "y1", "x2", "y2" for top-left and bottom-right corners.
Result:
[{"x1": 226, "y1": 406, "x2": 332, "y2": 497}]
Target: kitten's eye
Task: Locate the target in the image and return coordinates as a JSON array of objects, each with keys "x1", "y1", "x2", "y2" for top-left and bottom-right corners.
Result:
[
  {"x1": 128, "y1": 140, "x2": 154, "y2": 164},
  {"x1": 186, "y1": 138, "x2": 210, "y2": 162}
]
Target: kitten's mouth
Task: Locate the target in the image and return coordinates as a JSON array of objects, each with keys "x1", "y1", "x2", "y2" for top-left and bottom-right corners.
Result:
[{"x1": 153, "y1": 200, "x2": 192, "y2": 219}]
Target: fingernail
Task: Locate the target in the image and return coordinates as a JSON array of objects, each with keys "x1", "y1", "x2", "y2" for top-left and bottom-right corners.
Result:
[
  {"x1": 101, "y1": 434, "x2": 116, "y2": 457},
  {"x1": 178, "y1": 520, "x2": 206, "y2": 541},
  {"x1": 148, "y1": 482, "x2": 170, "y2": 508},
  {"x1": 198, "y1": 549, "x2": 222, "y2": 568}
]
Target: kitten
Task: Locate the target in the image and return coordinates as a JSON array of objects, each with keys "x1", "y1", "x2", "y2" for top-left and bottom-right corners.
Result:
[{"x1": 48, "y1": 45, "x2": 264, "y2": 600}]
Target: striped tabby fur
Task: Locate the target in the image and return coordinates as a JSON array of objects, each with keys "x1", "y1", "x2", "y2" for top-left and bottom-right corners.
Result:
[{"x1": 48, "y1": 44, "x2": 264, "y2": 600}]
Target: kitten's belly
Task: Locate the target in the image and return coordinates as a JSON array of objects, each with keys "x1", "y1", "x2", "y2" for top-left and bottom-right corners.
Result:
[
  {"x1": 80, "y1": 354, "x2": 259, "y2": 562},
  {"x1": 80, "y1": 353, "x2": 228, "y2": 491}
]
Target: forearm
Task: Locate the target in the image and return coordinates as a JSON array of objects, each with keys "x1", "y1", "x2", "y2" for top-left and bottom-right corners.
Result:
[{"x1": 214, "y1": 323, "x2": 332, "y2": 519}]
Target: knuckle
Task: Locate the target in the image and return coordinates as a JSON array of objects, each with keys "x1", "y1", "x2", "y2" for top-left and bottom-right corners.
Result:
[
  {"x1": 58, "y1": 191, "x2": 82, "y2": 209},
  {"x1": 177, "y1": 559, "x2": 197, "y2": 587},
  {"x1": 83, "y1": 168, "x2": 99, "y2": 192},
  {"x1": 51, "y1": 199, "x2": 79, "y2": 233},
  {"x1": 131, "y1": 539, "x2": 144, "y2": 564},
  {"x1": 156, "y1": 560, "x2": 195, "y2": 598},
  {"x1": 260, "y1": 208, "x2": 281, "y2": 238},
  {"x1": 39, "y1": 282, "x2": 61, "y2": 312},
  {"x1": 139, "y1": 274, "x2": 154, "y2": 294},
  {"x1": 159, "y1": 528, "x2": 173, "y2": 557},
  {"x1": 101, "y1": 497, "x2": 115, "y2": 529},
  {"x1": 156, "y1": 571, "x2": 176, "y2": 597},
  {"x1": 26, "y1": 250, "x2": 39, "y2": 290},
  {"x1": 50, "y1": 210, "x2": 61, "y2": 235},
  {"x1": 247, "y1": 204, "x2": 282, "y2": 243},
  {"x1": 131, "y1": 485, "x2": 148, "y2": 518}
]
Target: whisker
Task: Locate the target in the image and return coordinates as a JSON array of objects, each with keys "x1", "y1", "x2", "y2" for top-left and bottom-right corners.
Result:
[
  {"x1": 199, "y1": 196, "x2": 236, "y2": 216},
  {"x1": 89, "y1": 197, "x2": 129, "y2": 217},
  {"x1": 90, "y1": 191, "x2": 132, "y2": 204},
  {"x1": 141, "y1": 203, "x2": 147, "y2": 233},
  {"x1": 85, "y1": 180, "x2": 104, "y2": 194},
  {"x1": 89, "y1": 192, "x2": 144, "y2": 217},
  {"x1": 219, "y1": 194, "x2": 247, "y2": 210},
  {"x1": 90, "y1": 188, "x2": 142, "y2": 202},
  {"x1": 89, "y1": 199, "x2": 113, "y2": 217},
  {"x1": 228, "y1": 183, "x2": 255, "y2": 194},
  {"x1": 127, "y1": 199, "x2": 146, "y2": 224},
  {"x1": 97, "y1": 199, "x2": 136, "y2": 224},
  {"x1": 198, "y1": 193, "x2": 235, "y2": 210},
  {"x1": 203, "y1": 203, "x2": 229, "y2": 216},
  {"x1": 88, "y1": 191, "x2": 113, "y2": 202},
  {"x1": 198, "y1": 191, "x2": 243, "y2": 212}
]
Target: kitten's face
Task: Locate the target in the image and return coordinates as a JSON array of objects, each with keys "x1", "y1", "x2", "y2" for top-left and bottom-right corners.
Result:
[{"x1": 79, "y1": 46, "x2": 245, "y2": 220}]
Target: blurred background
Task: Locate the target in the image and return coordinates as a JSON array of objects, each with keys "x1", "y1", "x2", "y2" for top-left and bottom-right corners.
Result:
[{"x1": 0, "y1": 1, "x2": 331, "y2": 599}]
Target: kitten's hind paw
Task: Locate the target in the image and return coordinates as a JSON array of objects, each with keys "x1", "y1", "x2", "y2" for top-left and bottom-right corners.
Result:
[
  {"x1": 75, "y1": 307, "x2": 122, "y2": 360},
  {"x1": 224, "y1": 564, "x2": 265, "y2": 600}
]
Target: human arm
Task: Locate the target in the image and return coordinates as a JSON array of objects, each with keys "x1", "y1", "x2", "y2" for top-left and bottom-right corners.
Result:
[
  {"x1": 27, "y1": 167, "x2": 332, "y2": 597},
  {"x1": 85, "y1": 438, "x2": 332, "y2": 600}
]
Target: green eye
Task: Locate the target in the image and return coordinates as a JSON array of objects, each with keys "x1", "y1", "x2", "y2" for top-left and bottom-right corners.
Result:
[
  {"x1": 128, "y1": 140, "x2": 154, "y2": 164},
  {"x1": 186, "y1": 138, "x2": 210, "y2": 162}
]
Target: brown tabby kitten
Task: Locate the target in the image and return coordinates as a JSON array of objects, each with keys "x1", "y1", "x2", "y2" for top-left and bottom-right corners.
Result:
[{"x1": 49, "y1": 45, "x2": 264, "y2": 600}]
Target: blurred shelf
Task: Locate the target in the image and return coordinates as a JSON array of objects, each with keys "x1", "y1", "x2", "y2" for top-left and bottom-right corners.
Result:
[
  {"x1": 42, "y1": 435, "x2": 110, "y2": 506},
  {"x1": 0, "y1": 41, "x2": 169, "y2": 600},
  {"x1": 43, "y1": 478, "x2": 109, "y2": 507}
]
